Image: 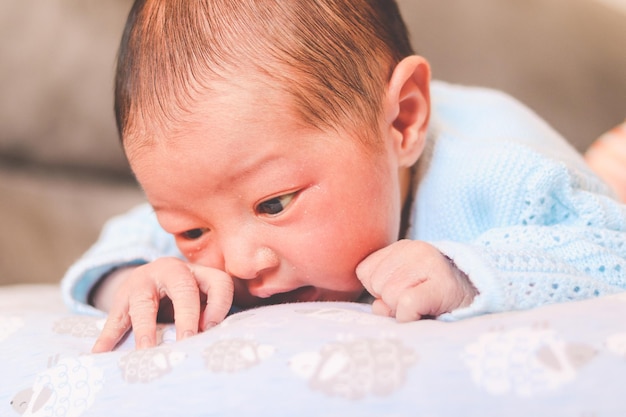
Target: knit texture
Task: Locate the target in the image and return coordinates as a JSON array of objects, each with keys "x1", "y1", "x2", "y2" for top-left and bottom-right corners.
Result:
[{"x1": 414, "y1": 82, "x2": 626, "y2": 319}]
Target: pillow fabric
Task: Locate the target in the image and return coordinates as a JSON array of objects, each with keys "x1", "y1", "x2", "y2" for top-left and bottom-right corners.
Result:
[{"x1": 1, "y1": 285, "x2": 626, "y2": 416}]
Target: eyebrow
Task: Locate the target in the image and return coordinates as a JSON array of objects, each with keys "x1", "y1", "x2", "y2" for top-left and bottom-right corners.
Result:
[
  {"x1": 151, "y1": 150, "x2": 283, "y2": 214},
  {"x1": 216, "y1": 151, "x2": 283, "y2": 192}
]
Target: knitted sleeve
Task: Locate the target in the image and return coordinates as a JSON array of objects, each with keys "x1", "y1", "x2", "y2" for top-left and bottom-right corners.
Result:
[
  {"x1": 412, "y1": 82, "x2": 626, "y2": 320},
  {"x1": 61, "y1": 203, "x2": 181, "y2": 315},
  {"x1": 429, "y1": 144, "x2": 626, "y2": 320}
]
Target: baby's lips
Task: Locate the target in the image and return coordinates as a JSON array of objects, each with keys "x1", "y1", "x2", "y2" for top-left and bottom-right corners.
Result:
[{"x1": 260, "y1": 286, "x2": 319, "y2": 305}]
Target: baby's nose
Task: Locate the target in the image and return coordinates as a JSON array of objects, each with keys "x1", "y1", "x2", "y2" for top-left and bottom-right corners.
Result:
[{"x1": 224, "y1": 245, "x2": 279, "y2": 281}]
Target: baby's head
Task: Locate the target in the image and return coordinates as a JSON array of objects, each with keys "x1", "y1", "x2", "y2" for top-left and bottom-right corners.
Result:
[
  {"x1": 115, "y1": 0, "x2": 415, "y2": 149},
  {"x1": 115, "y1": 0, "x2": 432, "y2": 307}
]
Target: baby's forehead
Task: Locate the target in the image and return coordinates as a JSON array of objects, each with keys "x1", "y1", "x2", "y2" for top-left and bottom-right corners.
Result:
[
  {"x1": 126, "y1": 73, "x2": 291, "y2": 138},
  {"x1": 125, "y1": 81, "x2": 311, "y2": 151}
]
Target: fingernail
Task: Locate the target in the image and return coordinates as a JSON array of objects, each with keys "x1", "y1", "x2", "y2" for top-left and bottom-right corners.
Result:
[
  {"x1": 91, "y1": 342, "x2": 104, "y2": 354},
  {"x1": 202, "y1": 321, "x2": 218, "y2": 332},
  {"x1": 182, "y1": 330, "x2": 195, "y2": 340},
  {"x1": 138, "y1": 335, "x2": 151, "y2": 349}
]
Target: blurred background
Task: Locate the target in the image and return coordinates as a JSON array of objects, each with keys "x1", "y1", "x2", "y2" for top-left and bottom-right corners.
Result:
[{"x1": 0, "y1": 0, "x2": 625, "y2": 286}]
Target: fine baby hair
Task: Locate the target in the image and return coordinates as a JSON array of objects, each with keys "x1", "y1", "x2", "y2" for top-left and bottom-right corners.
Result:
[{"x1": 115, "y1": 0, "x2": 414, "y2": 149}]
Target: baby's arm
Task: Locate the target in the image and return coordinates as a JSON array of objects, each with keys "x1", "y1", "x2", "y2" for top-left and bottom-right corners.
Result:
[
  {"x1": 89, "y1": 266, "x2": 135, "y2": 313},
  {"x1": 357, "y1": 150, "x2": 626, "y2": 322},
  {"x1": 357, "y1": 240, "x2": 478, "y2": 320}
]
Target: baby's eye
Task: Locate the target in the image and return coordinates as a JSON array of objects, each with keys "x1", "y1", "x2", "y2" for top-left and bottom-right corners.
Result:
[
  {"x1": 256, "y1": 192, "x2": 296, "y2": 215},
  {"x1": 180, "y1": 228, "x2": 207, "y2": 240}
]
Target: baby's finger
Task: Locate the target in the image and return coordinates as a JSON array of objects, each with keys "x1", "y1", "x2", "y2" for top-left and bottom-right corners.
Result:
[
  {"x1": 371, "y1": 298, "x2": 393, "y2": 317},
  {"x1": 92, "y1": 299, "x2": 131, "y2": 353},
  {"x1": 355, "y1": 244, "x2": 394, "y2": 296},
  {"x1": 128, "y1": 288, "x2": 160, "y2": 349},
  {"x1": 167, "y1": 274, "x2": 202, "y2": 341},
  {"x1": 191, "y1": 264, "x2": 234, "y2": 331},
  {"x1": 394, "y1": 285, "x2": 437, "y2": 322}
]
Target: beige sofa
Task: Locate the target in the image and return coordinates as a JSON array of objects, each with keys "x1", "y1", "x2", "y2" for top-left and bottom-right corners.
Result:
[{"x1": 1, "y1": 0, "x2": 625, "y2": 285}]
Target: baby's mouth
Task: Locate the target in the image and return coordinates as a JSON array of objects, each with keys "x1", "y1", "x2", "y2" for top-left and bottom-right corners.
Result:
[{"x1": 259, "y1": 286, "x2": 319, "y2": 305}]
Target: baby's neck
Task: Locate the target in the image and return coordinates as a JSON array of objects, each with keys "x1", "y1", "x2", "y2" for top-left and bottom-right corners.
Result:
[{"x1": 398, "y1": 166, "x2": 414, "y2": 239}]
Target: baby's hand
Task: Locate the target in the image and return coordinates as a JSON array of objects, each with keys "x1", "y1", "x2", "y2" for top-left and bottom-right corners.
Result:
[
  {"x1": 356, "y1": 240, "x2": 477, "y2": 321},
  {"x1": 92, "y1": 257, "x2": 234, "y2": 353}
]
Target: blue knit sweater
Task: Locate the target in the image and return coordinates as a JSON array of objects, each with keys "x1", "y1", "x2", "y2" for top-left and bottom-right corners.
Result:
[{"x1": 62, "y1": 81, "x2": 626, "y2": 318}]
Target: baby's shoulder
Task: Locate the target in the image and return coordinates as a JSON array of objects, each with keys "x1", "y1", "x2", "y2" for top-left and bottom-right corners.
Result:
[{"x1": 429, "y1": 81, "x2": 586, "y2": 170}]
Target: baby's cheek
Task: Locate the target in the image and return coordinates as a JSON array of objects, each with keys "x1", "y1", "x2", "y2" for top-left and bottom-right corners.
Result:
[
  {"x1": 175, "y1": 241, "x2": 204, "y2": 264},
  {"x1": 184, "y1": 247, "x2": 226, "y2": 273}
]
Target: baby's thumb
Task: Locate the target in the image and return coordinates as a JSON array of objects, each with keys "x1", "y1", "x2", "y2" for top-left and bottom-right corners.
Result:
[{"x1": 189, "y1": 264, "x2": 234, "y2": 331}]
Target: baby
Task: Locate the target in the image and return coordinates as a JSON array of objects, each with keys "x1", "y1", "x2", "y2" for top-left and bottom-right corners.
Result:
[{"x1": 62, "y1": 0, "x2": 626, "y2": 352}]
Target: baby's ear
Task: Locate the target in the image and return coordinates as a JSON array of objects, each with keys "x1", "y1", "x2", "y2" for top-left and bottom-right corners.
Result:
[{"x1": 384, "y1": 55, "x2": 431, "y2": 167}]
